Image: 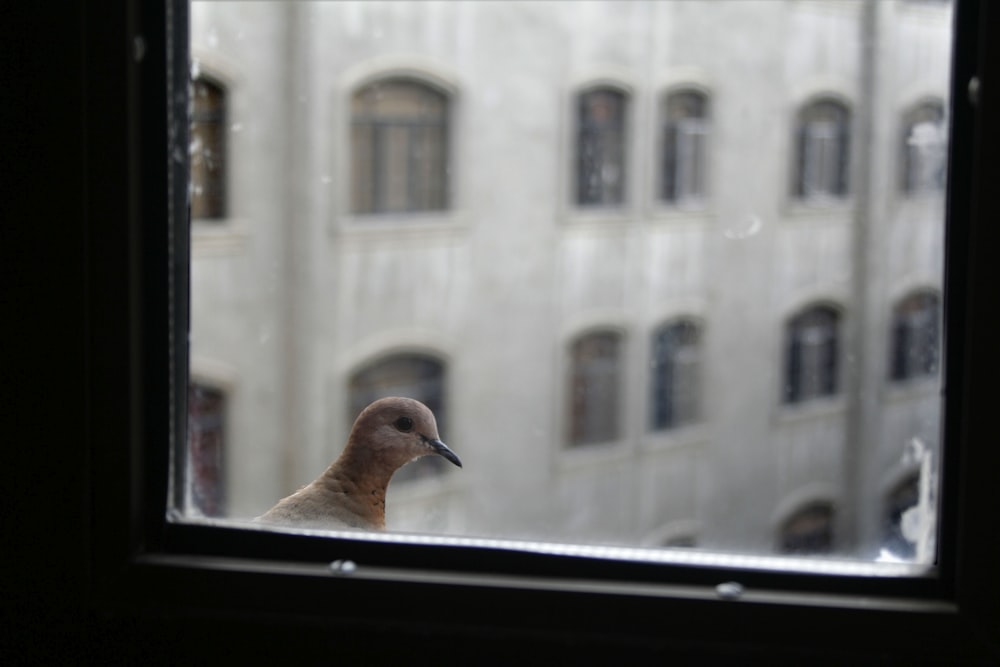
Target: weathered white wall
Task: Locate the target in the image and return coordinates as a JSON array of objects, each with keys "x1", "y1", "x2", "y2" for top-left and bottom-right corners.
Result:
[{"x1": 189, "y1": 1, "x2": 951, "y2": 556}]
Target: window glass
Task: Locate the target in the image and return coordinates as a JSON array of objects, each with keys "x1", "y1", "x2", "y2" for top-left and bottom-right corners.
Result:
[
  {"x1": 795, "y1": 99, "x2": 850, "y2": 199},
  {"x1": 577, "y1": 88, "x2": 627, "y2": 206},
  {"x1": 650, "y1": 320, "x2": 701, "y2": 430},
  {"x1": 901, "y1": 101, "x2": 947, "y2": 195},
  {"x1": 190, "y1": 76, "x2": 227, "y2": 219},
  {"x1": 784, "y1": 305, "x2": 840, "y2": 404},
  {"x1": 184, "y1": 0, "x2": 952, "y2": 567},
  {"x1": 569, "y1": 331, "x2": 623, "y2": 446},
  {"x1": 351, "y1": 78, "x2": 449, "y2": 214},
  {"x1": 661, "y1": 91, "x2": 709, "y2": 204},
  {"x1": 890, "y1": 292, "x2": 940, "y2": 381},
  {"x1": 185, "y1": 383, "x2": 227, "y2": 517}
]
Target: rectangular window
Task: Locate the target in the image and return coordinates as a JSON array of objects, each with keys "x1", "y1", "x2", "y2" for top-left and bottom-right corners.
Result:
[
  {"x1": 35, "y1": 0, "x2": 996, "y2": 660},
  {"x1": 182, "y1": 0, "x2": 955, "y2": 571}
]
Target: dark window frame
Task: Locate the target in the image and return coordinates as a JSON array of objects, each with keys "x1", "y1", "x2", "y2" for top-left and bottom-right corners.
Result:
[{"x1": 77, "y1": 0, "x2": 1000, "y2": 660}]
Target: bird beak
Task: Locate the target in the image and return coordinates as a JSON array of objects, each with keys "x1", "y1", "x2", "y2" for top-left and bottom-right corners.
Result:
[{"x1": 427, "y1": 438, "x2": 462, "y2": 468}]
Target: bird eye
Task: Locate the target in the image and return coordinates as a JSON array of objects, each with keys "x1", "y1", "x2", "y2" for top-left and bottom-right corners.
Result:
[{"x1": 394, "y1": 416, "x2": 414, "y2": 432}]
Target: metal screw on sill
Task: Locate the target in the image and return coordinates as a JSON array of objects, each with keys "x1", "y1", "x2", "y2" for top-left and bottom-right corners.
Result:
[
  {"x1": 969, "y1": 76, "x2": 980, "y2": 108},
  {"x1": 715, "y1": 581, "x2": 744, "y2": 600},
  {"x1": 329, "y1": 559, "x2": 357, "y2": 575}
]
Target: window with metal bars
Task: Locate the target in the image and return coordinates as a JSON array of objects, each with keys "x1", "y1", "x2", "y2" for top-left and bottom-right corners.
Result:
[{"x1": 350, "y1": 78, "x2": 449, "y2": 215}]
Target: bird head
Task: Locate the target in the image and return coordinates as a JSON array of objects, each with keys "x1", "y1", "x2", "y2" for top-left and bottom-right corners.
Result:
[{"x1": 348, "y1": 396, "x2": 463, "y2": 472}]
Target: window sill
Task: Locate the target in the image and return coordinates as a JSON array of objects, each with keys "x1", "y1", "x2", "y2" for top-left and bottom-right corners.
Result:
[
  {"x1": 884, "y1": 376, "x2": 941, "y2": 403},
  {"x1": 774, "y1": 395, "x2": 846, "y2": 425},
  {"x1": 334, "y1": 210, "x2": 470, "y2": 242},
  {"x1": 191, "y1": 219, "x2": 250, "y2": 256},
  {"x1": 783, "y1": 198, "x2": 854, "y2": 221},
  {"x1": 647, "y1": 205, "x2": 715, "y2": 225},
  {"x1": 562, "y1": 206, "x2": 634, "y2": 227},
  {"x1": 641, "y1": 423, "x2": 710, "y2": 454},
  {"x1": 557, "y1": 439, "x2": 631, "y2": 473}
]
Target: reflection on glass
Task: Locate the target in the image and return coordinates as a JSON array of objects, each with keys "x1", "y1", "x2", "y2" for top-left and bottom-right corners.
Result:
[{"x1": 184, "y1": 0, "x2": 951, "y2": 566}]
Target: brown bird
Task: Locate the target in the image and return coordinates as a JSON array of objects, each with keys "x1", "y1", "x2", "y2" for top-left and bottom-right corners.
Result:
[{"x1": 256, "y1": 396, "x2": 462, "y2": 531}]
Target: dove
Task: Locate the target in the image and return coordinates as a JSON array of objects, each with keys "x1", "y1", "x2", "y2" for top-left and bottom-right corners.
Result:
[{"x1": 256, "y1": 396, "x2": 462, "y2": 531}]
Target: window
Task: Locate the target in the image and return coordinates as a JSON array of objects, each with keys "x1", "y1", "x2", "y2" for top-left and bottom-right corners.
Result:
[
  {"x1": 576, "y1": 87, "x2": 627, "y2": 206},
  {"x1": 901, "y1": 100, "x2": 947, "y2": 195},
  {"x1": 779, "y1": 503, "x2": 835, "y2": 555},
  {"x1": 184, "y1": 383, "x2": 227, "y2": 517},
  {"x1": 30, "y1": 0, "x2": 1000, "y2": 662},
  {"x1": 351, "y1": 78, "x2": 449, "y2": 214},
  {"x1": 190, "y1": 76, "x2": 227, "y2": 219},
  {"x1": 650, "y1": 320, "x2": 702, "y2": 430},
  {"x1": 883, "y1": 474, "x2": 920, "y2": 560},
  {"x1": 784, "y1": 305, "x2": 840, "y2": 404},
  {"x1": 889, "y1": 291, "x2": 940, "y2": 381},
  {"x1": 794, "y1": 98, "x2": 850, "y2": 200},
  {"x1": 349, "y1": 354, "x2": 448, "y2": 482},
  {"x1": 568, "y1": 331, "x2": 623, "y2": 446},
  {"x1": 660, "y1": 90, "x2": 709, "y2": 204}
]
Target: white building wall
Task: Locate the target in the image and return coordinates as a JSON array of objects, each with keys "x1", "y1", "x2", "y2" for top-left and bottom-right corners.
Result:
[{"x1": 189, "y1": 1, "x2": 952, "y2": 556}]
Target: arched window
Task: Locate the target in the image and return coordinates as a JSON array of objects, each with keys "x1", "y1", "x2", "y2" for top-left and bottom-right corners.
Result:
[
  {"x1": 576, "y1": 87, "x2": 627, "y2": 206},
  {"x1": 794, "y1": 98, "x2": 850, "y2": 199},
  {"x1": 650, "y1": 320, "x2": 702, "y2": 430},
  {"x1": 883, "y1": 474, "x2": 920, "y2": 560},
  {"x1": 779, "y1": 503, "x2": 835, "y2": 555},
  {"x1": 901, "y1": 101, "x2": 946, "y2": 195},
  {"x1": 190, "y1": 77, "x2": 228, "y2": 219},
  {"x1": 660, "y1": 90, "x2": 709, "y2": 204},
  {"x1": 351, "y1": 78, "x2": 449, "y2": 214},
  {"x1": 186, "y1": 383, "x2": 227, "y2": 517},
  {"x1": 890, "y1": 291, "x2": 940, "y2": 381},
  {"x1": 348, "y1": 353, "x2": 448, "y2": 482},
  {"x1": 784, "y1": 305, "x2": 840, "y2": 404},
  {"x1": 568, "y1": 331, "x2": 623, "y2": 446}
]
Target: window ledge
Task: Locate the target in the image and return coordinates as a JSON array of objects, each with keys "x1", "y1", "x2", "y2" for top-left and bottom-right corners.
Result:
[
  {"x1": 774, "y1": 396, "x2": 846, "y2": 425},
  {"x1": 192, "y1": 219, "x2": 250, "y2": 256},
  {"x1": 641, "y1": 423, "x2": 710, "y2": 454},
  {"x1": 884, "y1": 377, "x2": 941, "y2": 403},
  {"x1": 334, "y1": 210, "x2": 470, "y2": 242},
  {"x1": 648, "y1": 205, "x2": 715, "y2": 225},
  {"x1": 557, "y1": 439, "x2": 631, "y2": 473},
  {"x1": 783, "y1": 199, "x2": 854, "y2": 221},
  {"x1": 562, "y1": 206, "x2": 634, "y2": 226}
]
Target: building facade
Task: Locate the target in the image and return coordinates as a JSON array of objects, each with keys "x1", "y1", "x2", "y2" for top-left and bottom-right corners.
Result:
[{"x1": 186, "y1": 0, "x2": 951, "y2": 559}]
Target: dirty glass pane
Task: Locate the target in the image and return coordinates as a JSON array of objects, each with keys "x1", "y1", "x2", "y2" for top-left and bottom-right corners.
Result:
[{"x1": 182, "y1": 0, "x2": 951, "y2": 567}]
